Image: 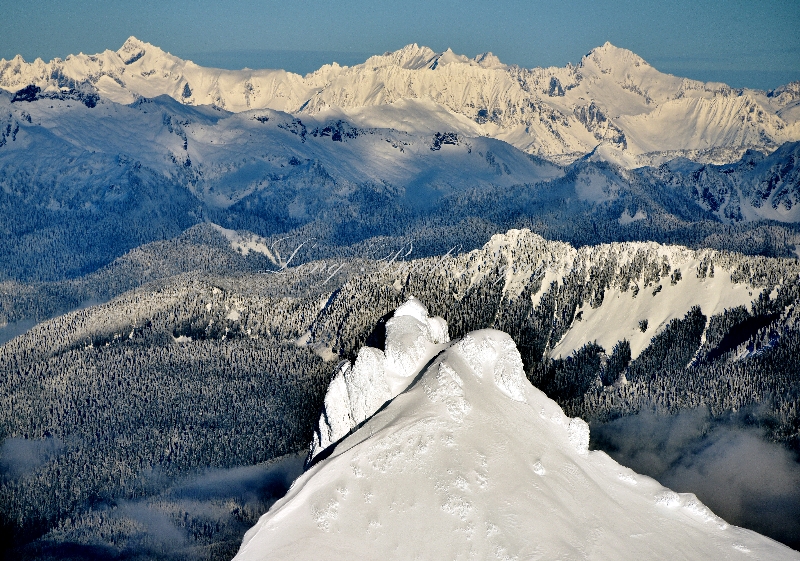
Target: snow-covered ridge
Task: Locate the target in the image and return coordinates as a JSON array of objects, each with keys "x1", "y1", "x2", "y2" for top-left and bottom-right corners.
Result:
[
  {"x1": 423, "y1": 228, "x2": 800, "y2": 359},
  {"x1": 236, "y1": 300, "x2": 798, "y2": 560},
  {"x1": 2, "y1": 38, "x2": 797, "y2": 166},
  {"x1": 0, "y1": 90, "x2": 562, "y2": 212}
]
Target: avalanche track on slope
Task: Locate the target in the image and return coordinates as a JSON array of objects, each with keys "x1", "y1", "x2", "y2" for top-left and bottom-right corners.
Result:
[{"x1": 235, "y1": 298, "x2": 798, "y2": 560}]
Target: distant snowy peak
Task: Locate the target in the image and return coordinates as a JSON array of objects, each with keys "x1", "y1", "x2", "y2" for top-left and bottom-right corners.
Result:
[
  {"x1": 578, "y1": 41, "x2": 663, "y2": 85},
  {"x1": 1, "y1": 38, "x2": 798, "y2": 166},
  {"x1": 117, "y1": 36, "x2": 148, "y2": 64},
  {"x1": 236, "y1": 301, "x2": 798, "y2": 560},
  {"x1": 366, "y1": 43, "x2": 438, "y2": 70},
  {"x1": 473, "y1": 51, "x2": 506, "y2": 69},
  {"x1": 584, "y1": 41, "x2": 649, "y2": 66},
  {"x1": 0, "y1": 36, "x2": 312, "y2": 111},
  {"x1": 346, "y1": 44, "x2": 506, "y2": 72}
]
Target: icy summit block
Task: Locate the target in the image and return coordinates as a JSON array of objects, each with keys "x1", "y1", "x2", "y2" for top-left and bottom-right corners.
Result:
[
  {"x1": 310, "y1": 362, "x2": 353, "y2": 454},
  {"x1": 345, "y1": 347, "x2": 390, "y2": 426},
  {"x1": 456, "y1": 331, "x2": 526, "y2": 402},
  {"x1": 309, "y1": 297, "x2": 449, "y2": 461},
  {"x1": 385, "y1": 296, "x2": 449, "y2": 378}
]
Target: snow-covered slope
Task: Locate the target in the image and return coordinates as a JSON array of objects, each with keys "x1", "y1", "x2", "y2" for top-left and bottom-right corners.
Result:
[
  {"x1": 0, "y1": 90, "x2": 561, "y2": 211},
  {"x1": 647, "y1": 142, "x2": 800, "y2": 223},
  {"x1": 235, "y1": 299, "x2": 797, "y2": 560},
  {"x1": 435, "y1": 228, "x2": 800, "y2": 360},
  {"x1": 2, "y1": 38, "x2": 797, "y2": 166}
]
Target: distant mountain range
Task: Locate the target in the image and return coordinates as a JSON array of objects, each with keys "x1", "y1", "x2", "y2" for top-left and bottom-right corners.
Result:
[
  {"x1": 1, "y1": 37, "x2": 798, "y2": 167},
  {"x1": 1, "y1": 59, "x2": 799, "y2": 285}
]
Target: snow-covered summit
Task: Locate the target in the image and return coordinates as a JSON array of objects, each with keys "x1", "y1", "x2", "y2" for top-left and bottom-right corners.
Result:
[
  {"x1": 474, "y1": 51, "x2": 506, "y2": 69},
  {"x1": 116, "y1": 36, "x2": 149, "y2": 64},
  {"x1": 368, "y1": 43, "x2": 439, "y2": 70},
  {"x1": 308, "y1": 297, "x2": 449, "y2": 462},
  {"x1": 2, "y1": 39, "x2": 797, "y2": 166},
  {"x1": 582, "y1": 41, "x2": 651, "y2": 72},
  {"x1": 236, "y1": 301, "x2": 797, "y2": 560}
]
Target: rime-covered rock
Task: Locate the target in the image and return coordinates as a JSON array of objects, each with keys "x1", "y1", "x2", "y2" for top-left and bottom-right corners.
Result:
[
  {"x1": 384, "y1": 296, "x2": 449, "y2": 378},
  {"x1": 345, "y1": 347, "x2": 390, "y2": 426},
  {"x1": 308, "y1": 297, "x2": 449, "y2": 461},
  {"x1": 310, "y1": 362, "x2": 354, "y2": 455}
]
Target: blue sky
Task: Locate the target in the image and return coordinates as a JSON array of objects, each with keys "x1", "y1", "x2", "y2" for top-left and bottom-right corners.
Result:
[{"x1": 1, "y1": 0, "x2": 798, "y2": 89}]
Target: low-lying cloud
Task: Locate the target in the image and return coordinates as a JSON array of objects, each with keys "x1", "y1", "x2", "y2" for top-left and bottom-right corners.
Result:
[
  {"x1": 170, "y1": 458, "x2": 304, "y2": 502},
  {"x1": 0, "y1": 436, "x2": 64, "y2": 479},
  {"x1": 591, "y1": 408, "x2": 800, "y2": 550},
  {"x1": 26, "y1": 453, "x2": 306, "y2": 560}
]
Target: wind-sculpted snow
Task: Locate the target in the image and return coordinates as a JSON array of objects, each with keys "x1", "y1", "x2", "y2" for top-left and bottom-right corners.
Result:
[
  {"x1": 457, "y1": 332, "x2": 526, "y2": 402},
  {"x1": 309, "y1": 297, "x2": 449, "y2": 461},
  {"x1": 2, "y1": 38, "x2": 798, "y2": 167},
  {"x1": 237, "y1": 314, "x2": 798, "y2": 560},
  {"x1": 384, "y1": 297, "x2": 449, "y2": 378}
]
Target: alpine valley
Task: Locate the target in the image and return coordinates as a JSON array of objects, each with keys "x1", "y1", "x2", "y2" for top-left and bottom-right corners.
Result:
[{"x1": 1, "y1": 39, "x2": 799, "y2": 560}]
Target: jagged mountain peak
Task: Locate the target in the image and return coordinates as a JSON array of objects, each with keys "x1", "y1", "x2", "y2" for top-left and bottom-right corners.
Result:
[
  {"x1": 117, "y1": 35, "x2": 151, "y2": 64},
  {"x1": 428, "y1": 46, "x2": 472, "y2": 69},
  {"x1": 473, "y1": 51, "x2": 506, "y2": 69},
  {"x1": 114, "y1": 35, "x2": 181, "y2": 68},
  {"x1": 583, "y1": 41, "x2": 648, "y2": 65},
  {"x1": 367, "y1": 44, "x2": 506, "y2": 72},
  {"x1": 579, "y1": 41, "x2": 654, "y2": 79},
  {"x1": 369, "y1": 43, "x2": 439, "y2": 70},
  {"x1": 119, "y1": 35, "x2": 146, "y2": 51}
]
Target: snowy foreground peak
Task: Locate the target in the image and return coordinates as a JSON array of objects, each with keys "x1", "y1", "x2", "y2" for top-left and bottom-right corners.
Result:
[
  {"x1": 236, "y1": 300, "x2": 797, "y2": 560},
  {"x1": 308, "y1": 297, "x2": 449, "y2": 461}
]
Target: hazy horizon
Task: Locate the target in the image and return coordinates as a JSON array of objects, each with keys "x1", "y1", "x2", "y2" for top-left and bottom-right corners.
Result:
[{"x1": 2, "y1": 0, "x2": 798, "y2": 90}]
